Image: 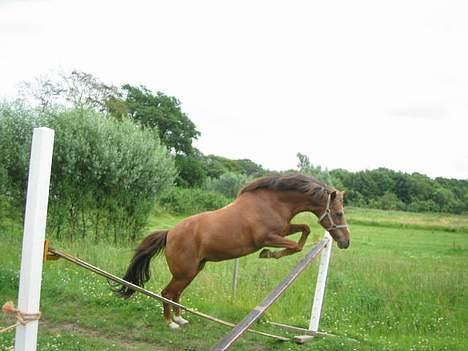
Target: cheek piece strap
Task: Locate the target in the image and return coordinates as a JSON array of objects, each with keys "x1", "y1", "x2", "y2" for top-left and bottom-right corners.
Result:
[{"x1": 318, "y1": 194, "x2": 349, "y2": 232}]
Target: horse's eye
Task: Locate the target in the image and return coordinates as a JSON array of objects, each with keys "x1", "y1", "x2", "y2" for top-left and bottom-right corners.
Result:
[{"x1": 336, "y1": 212, "x2": 343, "y2": 217}]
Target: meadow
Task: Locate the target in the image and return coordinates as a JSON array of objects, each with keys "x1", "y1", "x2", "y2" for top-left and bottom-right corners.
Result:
[{"x1": 1, "y1": 208, "x2": 467, "y2": 350}]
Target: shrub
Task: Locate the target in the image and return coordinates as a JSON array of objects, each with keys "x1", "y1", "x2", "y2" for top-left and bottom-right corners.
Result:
[
  {"x1": 369, "y1": 191, "x2": 405, "y2": 211},
  {"x1": 0, "y1": 103, "x2": 176, "y2": 241},
  {"x1": 159, "y1": 187, "x2": 230, "y2": 215},
  {"x1": 204, "y1": 172, "x2": 249, "y2": 198},
  {"x1": 174, "y1": 153, "x2": 207, "y2": 188},
  {"x1": 345, "y1": 189, "x2": 367, "y2": 207},
  {"x1": 407, "y1": 200, "x2": 438, "y2": 213},
  {"x1": 0, "y1": 102, "x2": 38, "y2": 204}
]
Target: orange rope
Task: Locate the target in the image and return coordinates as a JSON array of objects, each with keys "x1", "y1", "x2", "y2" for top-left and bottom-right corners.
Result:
[{"x1": 0, "y1": 301, "x2": 41, "y2": 333}]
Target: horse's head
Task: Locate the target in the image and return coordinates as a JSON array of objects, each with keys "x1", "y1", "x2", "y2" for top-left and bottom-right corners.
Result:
[{"x1": 317, "y1": 190, "x2": 350, "y2": 249}]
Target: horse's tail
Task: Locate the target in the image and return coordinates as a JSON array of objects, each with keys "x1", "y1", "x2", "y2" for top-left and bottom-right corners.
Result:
[{"x1": 113, "y1": 230, "x2": 168, "y2": 298}]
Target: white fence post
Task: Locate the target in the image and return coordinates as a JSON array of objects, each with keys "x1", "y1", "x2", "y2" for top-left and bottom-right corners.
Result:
[
  {"x1": 15, "y1": 128, "x2": 54, "y2": 351},
  {"x1": 308, "y1": 231, "x2": 333, "y2": 332}
]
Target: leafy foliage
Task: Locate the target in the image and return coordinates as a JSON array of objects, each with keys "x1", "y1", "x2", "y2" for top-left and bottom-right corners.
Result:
[
  {"x1": 18, "y1": 71, "x2": 202, "y2": 187},
  {"x1": 174, "y1": 149, "x2": 207, "y2": 187},
  {"x1": 121, "y1": 84, "x2": 200, "y2": 155},
  {"x1": 159, "y1": 187, "x2": 229, "y2": 214},
  {"x1": 202, "y1": 155, "x2": 242, "y2": 178},
  {"x1": 0, "y1": 103, "x2": 176, "y2": 241},
  {"x1": 204, "y1": 172, "x2": 249, "y2": 198},
  {"x1": 202, "y1": 155, "x2": 266, "y2": 179},
  {"x1": 330, "y1": 167, "x2": 468, "y2": 213},
  {"x1": 296, "y1": 152, "x2": 333, "y2": 184}
]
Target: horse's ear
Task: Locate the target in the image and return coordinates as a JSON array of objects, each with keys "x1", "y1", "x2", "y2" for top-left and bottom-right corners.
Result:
[{"x1": 330, "y1": 190, "x2": 337, "y2": 201}]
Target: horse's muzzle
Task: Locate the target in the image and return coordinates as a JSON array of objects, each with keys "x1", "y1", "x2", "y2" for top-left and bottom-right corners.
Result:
[{"x1": 337, "y1": 239, "x2": 350, "y2": 249}]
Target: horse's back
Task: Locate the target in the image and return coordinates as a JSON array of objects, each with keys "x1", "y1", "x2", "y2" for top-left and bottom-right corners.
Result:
[
  {"x1": 165, "y1": 193, "x2": 289, "y2": 264},
  {"x1": 165, "y1": 200, "x2": 259, "y2": 262}
]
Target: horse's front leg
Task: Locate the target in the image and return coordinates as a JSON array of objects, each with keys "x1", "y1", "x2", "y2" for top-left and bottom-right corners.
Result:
[{"x1": 259, "y1": 224, "x2": 310, "y2": 259}]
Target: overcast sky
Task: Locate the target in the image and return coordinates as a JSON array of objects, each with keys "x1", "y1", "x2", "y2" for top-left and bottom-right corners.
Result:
[{"x1": 1, "y1": 0, "x2": 467, "y2": 179}]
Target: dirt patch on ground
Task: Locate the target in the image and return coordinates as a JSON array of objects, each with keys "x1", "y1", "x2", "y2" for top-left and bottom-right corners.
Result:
[{"x1": 41, "y1": 319, "x2": 167, "y2": 350}]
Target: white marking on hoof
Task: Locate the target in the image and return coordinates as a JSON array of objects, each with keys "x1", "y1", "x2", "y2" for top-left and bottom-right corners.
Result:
[
  {"x1": 173, "y1": 316, "x2": 189, "y2": 326},
  {"x1": 167, "y1": 321, "x2": 180, "y2": 329}
]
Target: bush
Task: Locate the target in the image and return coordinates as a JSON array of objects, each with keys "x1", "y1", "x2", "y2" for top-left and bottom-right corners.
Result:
[
  {"x1": 174, "y1": 152, "x2": 207, "y2": 188},
  {"x1": 204, "y1": 172, "x2": 249, "y2": 198},
  {"x1": 159, "y1": 187, "x2": 230, "y2": 215},
  {"x1": 345, "y1": 189, "x2": 367, "y2": 207},
  {"x1": 0, "y1": 103, "x2": 176, "y2": 241},
  {"x1": 407, "y1": 200, "x2": 438, "y2": 213},
  {"x1": 0, "y1": 102, "x2": 39, "y2": 203},
  {"x1": 369, "y1": 191, "x2": 405, "y2": 211}
]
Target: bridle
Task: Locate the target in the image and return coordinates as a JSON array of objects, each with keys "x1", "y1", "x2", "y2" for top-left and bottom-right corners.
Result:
[{"x1": 318, "y1": 193, "x2": 349, "y2": 232}]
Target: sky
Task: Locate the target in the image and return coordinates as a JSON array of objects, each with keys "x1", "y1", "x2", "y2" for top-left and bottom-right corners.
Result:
[{"x1": 1, "y1": 0, "x2": 467, "y2": 180}]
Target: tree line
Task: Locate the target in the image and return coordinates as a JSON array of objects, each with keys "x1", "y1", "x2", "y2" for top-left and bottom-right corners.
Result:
[
  {"x1": 294, "y1": 153, "x2": 467, "y2": 214},
  {"x1": 0, "y1": 70, "x2": 466, "y2": 242}
]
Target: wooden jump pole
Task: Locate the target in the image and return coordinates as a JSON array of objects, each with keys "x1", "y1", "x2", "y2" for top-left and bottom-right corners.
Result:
[
  {"x1": 210, "y1": 238, "x2": 328, "y2": 351},
  {"x1": 15, "y1": 128, "x2": 54, "y2": 351}
]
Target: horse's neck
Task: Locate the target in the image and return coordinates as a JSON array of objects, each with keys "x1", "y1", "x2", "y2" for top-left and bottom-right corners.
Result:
[{"x1": 274, "y1": 191, "x2": 325, "y2": 219}]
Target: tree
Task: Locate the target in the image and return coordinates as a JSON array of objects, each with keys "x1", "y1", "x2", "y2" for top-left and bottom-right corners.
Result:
[
  {"x1": 19, "y1": 70, "x2": 119, "y2": 113},
  {"x1": 202, "y1": 155, "x2": 241, "y2": 178},
  {"x1": 204, "y1": 172, "x2": 249, "y2": 198},
  {"x1": 236, "y1": 159, "x2": 265, "y2": 177},
  {"x1": 174, "y1": 150, "x2": 207, "y2": 188},
  {"x1": 121, "y1": 84, "x2": 200, "y2": 155},
  {"x1": 372, "y1": 191, "x2": 405, "y2": 210},
  {"x1": 296, "y1": 153, "x2": 333, "y2": 185},
  {"x1": 19, "y1": 71, "x2": 201, "y2": 157}
]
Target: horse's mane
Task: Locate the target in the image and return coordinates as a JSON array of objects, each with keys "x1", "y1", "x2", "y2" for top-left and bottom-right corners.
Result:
[{"x1": 238, "y1": 173, "x2": 334, "y2": 199}]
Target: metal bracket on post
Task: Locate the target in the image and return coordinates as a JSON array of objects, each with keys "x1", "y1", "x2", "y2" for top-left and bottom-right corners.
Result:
[
  {"x1": 43, "y1": 240, "x2": 60, "y2": 262},
  {"x1": 294, "y1": 231, "x2": 333, "y2": 344}
]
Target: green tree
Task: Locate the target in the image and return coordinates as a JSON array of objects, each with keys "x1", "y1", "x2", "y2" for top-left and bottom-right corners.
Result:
[
  {"x1": 296, "y1": 153, "x2": 333, "y2": 184},
  {"x1": 121, "y1": 84, "x2": 200, "y2": 155},
  {"x1": 205, "y1": 172, "x2": 249, "y2": 198},
  {"x1": 202, "y1": 155, "x2": 242, "y2": 178},
  {"x1": 19, "y1": 71, "x2": 201, "y2": 157},
  {"x1": 371, "y1": 191, "x2": 405, "y2": 210},
  {"x1": 235, "y1": 159, "x2": 265, "y2": 177},
  {"x1": 174, "y1": 150, "x2": 207, "y2": 188}
]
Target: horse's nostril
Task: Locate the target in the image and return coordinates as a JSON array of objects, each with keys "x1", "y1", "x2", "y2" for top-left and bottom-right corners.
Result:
[{"x1": 338, "y1": 239, "x2": 350, "y2": 249}]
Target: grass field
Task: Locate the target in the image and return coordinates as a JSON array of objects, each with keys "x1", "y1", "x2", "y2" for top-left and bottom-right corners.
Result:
[{"x1": 1, "y1": 208, "x2": 467, "y2": 350}]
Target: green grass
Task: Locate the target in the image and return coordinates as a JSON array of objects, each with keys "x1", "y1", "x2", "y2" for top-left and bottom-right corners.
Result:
[{"x1": 1, "y1": 208, "x2": 467, "y2": 350}]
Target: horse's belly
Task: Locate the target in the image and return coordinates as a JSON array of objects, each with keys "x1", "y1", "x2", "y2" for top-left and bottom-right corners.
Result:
[{"x1": 202, "y1": 240, "x2": 259, "y2": 262}]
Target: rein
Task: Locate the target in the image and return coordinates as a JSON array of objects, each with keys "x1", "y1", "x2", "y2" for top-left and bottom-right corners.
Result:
[{"x1": 318, "y1": 193, "x2": 348, "y2": 231}]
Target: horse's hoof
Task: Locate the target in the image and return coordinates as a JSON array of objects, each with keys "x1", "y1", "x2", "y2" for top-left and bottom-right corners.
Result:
[
  {"x1": 167, "y1": 321, "x2": 180, "y2": 329},
  {"x1": 173, "y1": 316, "x2": 189, "y2": 326},
  {"x1": 259, "y1": 249, "x2": 272, "y2": 258}
]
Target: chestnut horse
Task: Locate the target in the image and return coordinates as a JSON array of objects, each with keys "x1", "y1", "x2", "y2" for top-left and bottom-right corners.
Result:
[{"x1": 114, "y1": 173, "x2": 350, "y2": 328}]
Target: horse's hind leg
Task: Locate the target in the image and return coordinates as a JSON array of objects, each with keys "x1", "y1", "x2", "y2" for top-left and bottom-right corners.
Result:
[
  {"x1": 162, "y1": 277, "x2": 192, "y2": 328},
  {"x1": 172, "y1": 261, "x2": 206, "y2": 325},
  {"x1": 161, "y1": 264, "x2": 202, "y2": 328}
]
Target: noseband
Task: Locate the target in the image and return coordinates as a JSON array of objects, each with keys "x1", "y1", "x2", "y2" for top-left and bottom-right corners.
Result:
[{"x1": 318, "y1": 193, "x2": 349, "y2": 232}]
